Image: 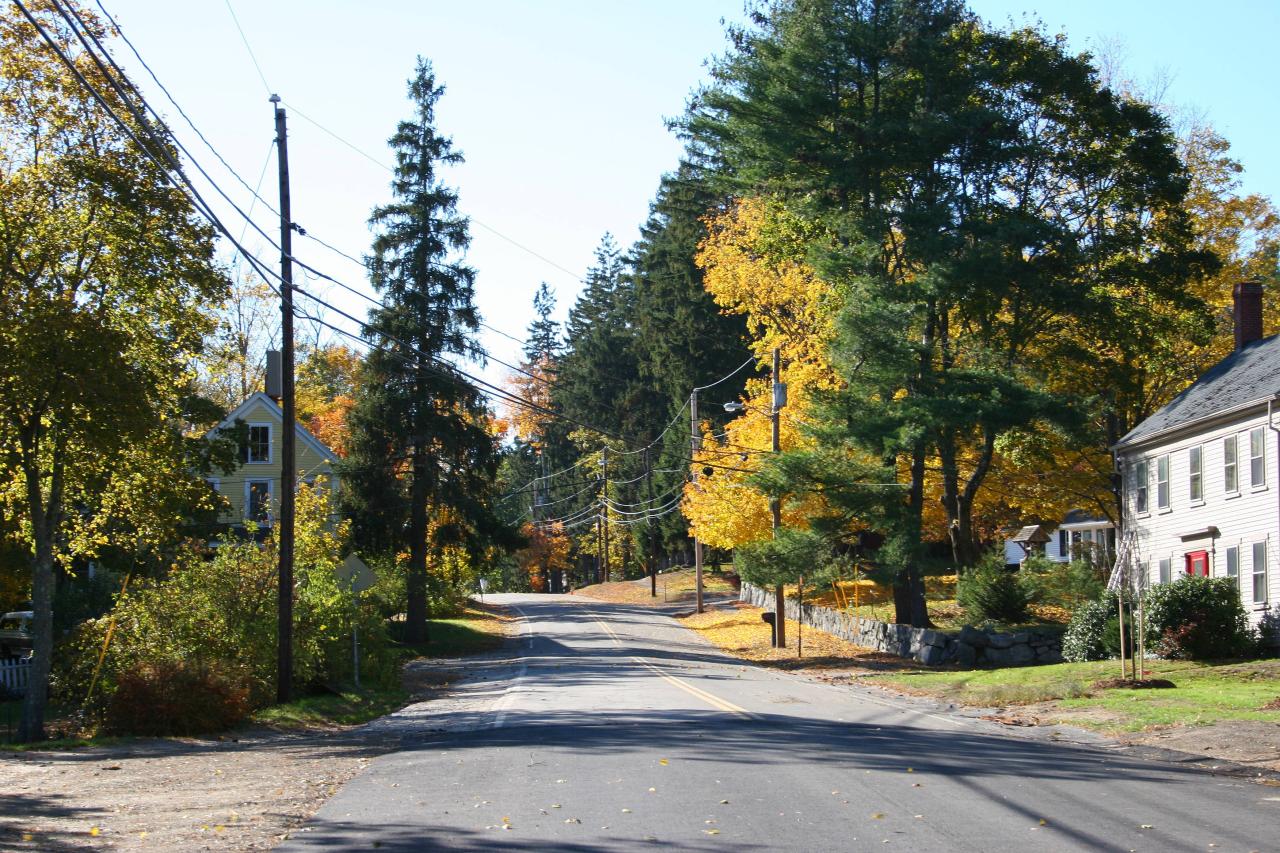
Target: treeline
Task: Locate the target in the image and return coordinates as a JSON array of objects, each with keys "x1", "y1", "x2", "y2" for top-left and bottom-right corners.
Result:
[{"x1": 502, "y1": 0, "x2": 1279, "y2": 625}]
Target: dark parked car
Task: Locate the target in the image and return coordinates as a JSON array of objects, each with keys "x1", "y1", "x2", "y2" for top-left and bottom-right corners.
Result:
[{"x1": 0, "y1": 610, "x2": 33, "y2": 659}]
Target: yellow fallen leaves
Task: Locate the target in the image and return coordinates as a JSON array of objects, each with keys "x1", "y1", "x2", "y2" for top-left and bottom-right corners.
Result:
[
  {"x1": 90, "y1": 827, "x2": 101, "y2": 837},
  {"x1": 659, "y1": 758, "x2": 669, "y2": 766},
  {"x1": 703, "y1": 829, "x2": 721, "y2": 835},
  {"x1": 680, "y1": 604, "x2": 875, "y2": 663}
]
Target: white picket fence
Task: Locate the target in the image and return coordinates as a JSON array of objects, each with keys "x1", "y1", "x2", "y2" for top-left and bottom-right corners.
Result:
[{"x1": 0, "y1": 656, "x2": 31, "y2": 697}]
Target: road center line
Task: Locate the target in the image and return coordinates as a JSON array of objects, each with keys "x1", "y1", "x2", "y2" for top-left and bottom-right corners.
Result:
[{"x1": 592, "y1": 614, "x2": 760, "y2": 721}]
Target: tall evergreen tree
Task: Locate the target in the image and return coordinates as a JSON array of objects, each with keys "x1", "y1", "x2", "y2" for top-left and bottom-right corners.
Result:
[
  {"x1": 343, "y1": 58, "x2": 503, "y2": 643},
  {"x1": 523, "y1": 281, "x2": 560, "y2": 364}
]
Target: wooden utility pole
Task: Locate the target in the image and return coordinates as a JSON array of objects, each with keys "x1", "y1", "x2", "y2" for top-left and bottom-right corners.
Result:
[
  {"x1": 691, "y1": 389, "x2": 704, "y2": 613},
  {"x1": 771, "y1": 347, "x2": 785, "y2": 648},
  {"x1": 272, "y1": 95, "x2": 295, "y2": 704},
  {"x1": 601, "y1": 446, "x2": 610, "y2": 584},
  {"x1": 647, "y1": 448, "x2": 658, "y2": 597}
]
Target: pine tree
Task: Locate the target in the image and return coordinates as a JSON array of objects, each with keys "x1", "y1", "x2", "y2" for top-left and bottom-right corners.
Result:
[
  {"x1": 343, "y1": 58, "x2": 502, "y2": 643},
  {"x1": 523, "y1": 282, "x2": 560, "y2": 364}
]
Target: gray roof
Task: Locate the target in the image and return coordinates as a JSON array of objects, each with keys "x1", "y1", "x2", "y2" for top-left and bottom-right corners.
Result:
[{"x1": 1117, "y1": 333, "x2": 1280, "y2": 449}]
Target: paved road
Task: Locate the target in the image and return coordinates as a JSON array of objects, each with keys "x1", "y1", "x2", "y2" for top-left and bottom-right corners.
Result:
[{"x1": 282, "y1": 594, "x2": 1278, "y2": 851}]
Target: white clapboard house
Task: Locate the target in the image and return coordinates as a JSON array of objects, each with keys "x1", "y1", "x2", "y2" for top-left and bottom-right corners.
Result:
[
  {"x1": 1002, "y1": 510, "x2": 1115, "y2": 567},
  {"x1": 1114, "y1": 281, "x2": 1279, "y2": 626}
]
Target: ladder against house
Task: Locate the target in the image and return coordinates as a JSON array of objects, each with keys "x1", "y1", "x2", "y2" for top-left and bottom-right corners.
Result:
[
  {"x1": 1106, "y1": 530, "x2": 1141, "y2": 594},
  {"x1": 0, "y1": 656, "x2": 31, "y2": 697}
]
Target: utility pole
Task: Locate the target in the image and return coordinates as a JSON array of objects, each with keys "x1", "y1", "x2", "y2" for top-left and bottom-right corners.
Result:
[
  {"x1": 771, "y1": 347, "x2": 785, "y2": 648},
  {"x1": 646, "y1": 448, "x2": 658, "y2": 597},
  {"x1": 272, "y1": 95, "x2": 295, "y2": 703},
  {"x1": 691, "y1": 389, "x2": 704, "y2": 613},
  {"x1": 601, "y1": 446, "x2": 610, "y2": 584}
]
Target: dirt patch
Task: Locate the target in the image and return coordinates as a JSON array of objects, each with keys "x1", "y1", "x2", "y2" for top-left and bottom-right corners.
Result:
[
  {"x1": 0, "y1": 727, "x2": 388, "y2": 850},
  {"x1": 1091, "y1": 678, "x2": 1177, "y2": 690},
  {"x1": 1261, "y1": 697, "x2": 1280, "y2": 711},
  {"x1": 1119, "y1": 720, "x2": 1280, "y2": 772}
]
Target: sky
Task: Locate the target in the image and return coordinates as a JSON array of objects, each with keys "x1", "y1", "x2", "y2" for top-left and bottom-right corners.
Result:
[{"x1": 95, "y1": 0, "x2": 1279, "y2": 394}]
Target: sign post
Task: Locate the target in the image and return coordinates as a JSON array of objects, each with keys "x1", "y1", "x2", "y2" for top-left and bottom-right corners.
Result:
[{"x1": 336, "y1": 554, "x2": 376, "y2": 689}]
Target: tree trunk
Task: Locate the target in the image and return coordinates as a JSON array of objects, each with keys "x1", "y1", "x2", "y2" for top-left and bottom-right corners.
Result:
[
  {"x1": 18, "y1": 441, "x2": 62, "y2": 743},
  {"x1": 405, "y1": 442, "x2": 429, "y2": 645}
]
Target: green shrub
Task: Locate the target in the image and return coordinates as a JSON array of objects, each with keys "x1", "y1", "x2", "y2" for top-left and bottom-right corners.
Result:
[
  {"x1": 958, "y1": 555, "x2": 1031, "y2": 624},
  {"x1": 1062, "y1": 595, "x2": 1113, "y2": 662},
  {"x1": 1144, "y1": 576, "x2": 1253, "y2": 660},
  {"x1": 56, "y1": 483, "x2": 398, "y2": 719},
  {"x1": 1021, "y1": 556, "x2": 1106, "y2": 610},
  {"x1": 103, "y1": 661, "x2": 250, "y2": 736}
]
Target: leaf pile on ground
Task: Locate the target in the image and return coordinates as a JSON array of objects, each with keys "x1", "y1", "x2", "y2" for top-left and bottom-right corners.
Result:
[
  {"x1": 575, "y1": 570, "x2": 736, "y2": 606},
  {"x1": 680, "y1": 602, "x2": 914, "y2": 671}
]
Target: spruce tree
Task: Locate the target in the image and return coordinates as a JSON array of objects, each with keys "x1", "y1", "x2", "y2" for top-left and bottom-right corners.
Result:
[
  {"x1": 524, "y1": 282, "x2": 560, "y2": 364},
  {"x1": 344, "y1": 58, "x2": 500, "y2": 643}
]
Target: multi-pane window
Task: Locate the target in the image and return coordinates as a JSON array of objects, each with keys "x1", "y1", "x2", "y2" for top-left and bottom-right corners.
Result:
[
  {"x1": 1156, "y1": 455, "x2": 1170, "y2": 509},
  {"x1": 1253, "y1": 542, "x2": 1269, "y2": 604},
  {"x1": 1158, "y1": 557, "x2": 1171, "y2": 585},
  {"x1": 1134, "y1": 460, "x2": 1149, "y2": 513},
  {"x1": 246, "y1": 424, "x2": 271, "y2": 463},
  {"x1": 1250, "y1": 427, "x2": 1265, "y2": 487},
  {"x1": 247, "y1": 480, "x2": 272, "y2": 524},
  {"x1": 1189, "y1": 446, "x2": 1202, "y2": 501},
  {"x1": 1226, "y1": 546, "x2": 1239, "y2": 590},
  {"x1": 1224, "y1": 435, "x2": 1238, "y2": 493}
]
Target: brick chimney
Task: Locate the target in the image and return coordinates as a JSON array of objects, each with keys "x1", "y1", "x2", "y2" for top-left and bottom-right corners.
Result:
[{"x1": 1233, "y1": 279, "x2": 1264, "y2": 351}]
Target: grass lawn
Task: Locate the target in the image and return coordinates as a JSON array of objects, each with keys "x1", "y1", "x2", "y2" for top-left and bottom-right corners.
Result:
[
  {"x1": 253, "y1": 687, "x2": 409, "y2": 729},
  {"x1": 866, "y1": 658, "x2": 1280, "y2": 732},
  {"x1": 394, "y1": 603, "x2": 513, "y2": 658}
]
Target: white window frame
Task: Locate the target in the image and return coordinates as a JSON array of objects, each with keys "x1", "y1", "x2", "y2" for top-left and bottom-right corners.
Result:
[
  {"x1": 246, "y1": 423, "x2": 272, "y2": 465},
  {"x1": 1134, "y1": 459, "x2": 1149, "y2": 515},
  {"x1": 1158, "y1": 557, "x2": 1172, "y2": 585},
  {"x1": 1225, "y1": 545, "x2": 1239, "y2": 591},
  {"x1": 1250, "y1": 427, "x2": 1266, "y2": 489},
  {"x1": 1224, "y1": 434, "x2": 1238, "y2": 494},
  {"x1": 1253, "y1": 541, "x2": 1269, "y2": 605},
  {"x1": 1188, "y1": 445, "x2": 1203, "y2": 503},
  {"x1": 1156, "y1": 454, "x2": 1170, "y2": 511},
  {"x1": 245, "y1": 479, "x2": 273, "y2": 526}
]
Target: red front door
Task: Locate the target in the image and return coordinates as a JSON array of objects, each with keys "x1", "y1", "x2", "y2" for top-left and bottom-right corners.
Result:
[{"x1": 1185, "y1": 550, "x2": 1209, "y2": 577}]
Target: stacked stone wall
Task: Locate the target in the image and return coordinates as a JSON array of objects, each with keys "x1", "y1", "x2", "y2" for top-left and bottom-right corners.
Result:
[{"x1": 739, "y1": 582, "x2": 1062, "y2": 667}]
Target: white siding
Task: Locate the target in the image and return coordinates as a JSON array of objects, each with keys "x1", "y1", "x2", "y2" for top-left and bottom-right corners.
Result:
[{"x1": 1119, "y1": 409, "x2": 1280, "y2": 625}]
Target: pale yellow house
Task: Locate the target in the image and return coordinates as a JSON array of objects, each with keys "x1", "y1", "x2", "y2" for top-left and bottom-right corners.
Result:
[{"x1": 206, "y1": 392, "x2": 340, "y2": 530}]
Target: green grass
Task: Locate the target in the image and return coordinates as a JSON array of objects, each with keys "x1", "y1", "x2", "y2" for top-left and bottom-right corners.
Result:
[
  {"x1": 393, "y1": 606, "x2": 510, "y2": 659},
  {"x1": 867, "y1": 658, "x2": 1280, "y2": 732},
  {"x1": 253, "y1": 687, "x2": 408, "y2": 729}
]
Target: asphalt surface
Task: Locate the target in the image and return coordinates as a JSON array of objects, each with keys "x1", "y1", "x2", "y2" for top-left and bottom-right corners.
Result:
[{"x1": 281, "y1": 593, "x2": 1279, "y2": 851}]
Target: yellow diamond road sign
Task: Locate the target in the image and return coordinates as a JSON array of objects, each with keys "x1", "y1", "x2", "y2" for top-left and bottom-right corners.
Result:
[{"x1": 337, "y1": 554, "x2": 376, "y2": 593}]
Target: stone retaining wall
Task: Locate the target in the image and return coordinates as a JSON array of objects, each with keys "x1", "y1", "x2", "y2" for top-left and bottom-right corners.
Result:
[{"x1": 739, "y1": 582, "x2": 1062, "y2": 667}]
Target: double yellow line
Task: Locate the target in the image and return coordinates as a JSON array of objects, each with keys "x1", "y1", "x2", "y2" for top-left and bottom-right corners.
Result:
[{"x1": 594, "y1": 616, "x2": 759, "y2": 721}]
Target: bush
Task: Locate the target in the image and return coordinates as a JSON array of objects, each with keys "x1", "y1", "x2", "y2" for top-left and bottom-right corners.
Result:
[
  {"x1": 1020, "y1": 556, "x2": 1106, "y2": 611},
  {"x1": 1062, "y1": 596, "x2": 1114, "y2": 662},
  {"x1": 958, "y1": 555, "x2": 1031, "y2": 624},
  {"x1": 103, "y1": 661, "x2": 250, "y2": 736},
  {"x1": 1144, "y1": 576, "x2": 1253, "y2": 660}
]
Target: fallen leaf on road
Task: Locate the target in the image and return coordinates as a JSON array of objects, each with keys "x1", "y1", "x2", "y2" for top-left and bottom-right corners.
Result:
[
  {"x1": 565, "y1": 818, "x2": 581, "y2": 824},
  {"x1": 1039, "y1": 820, "x2": 1048, "y2": 826},
  {"x1": 871, "y1": 813, "x2": 884, "y2": 820},
  {"x1": 648, "y1": 787, "x2": 657, "y2": 793},
  {"x1": 556, "y1": 779, "x2": 567, "y2": 784},
  {"x1": 551, "y1": 804, "x2": 561, "y2": 809},
  {"x1": 907, "y1": 768, "x2": 913, "y2": 773},
  {"x1": 720, "y1": 800, "x2": 730, "y2": 804},
  {"x1": 89, "y1": 828, "x2": 101, "y2": 837},
  {"x1": 911, "y1": 783, "x2": 921, "y2": 788},
  {"x1": 1139, "y1": 824, "x2": 1153, "y2": 829},
  {"x1": 703, "y1": 829, "x2": 720, "y2": 835},
  {"x1": 914, "y1": 815, "x2": 923, "y2": 820},
  {"x1": 622, "y1": 808, "x2": 632, "y2": 813}
]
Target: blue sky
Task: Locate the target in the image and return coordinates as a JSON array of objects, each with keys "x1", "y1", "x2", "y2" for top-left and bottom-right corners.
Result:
[{"x1": 97, "y1": 1, "x2": 1278, "y2": 390}]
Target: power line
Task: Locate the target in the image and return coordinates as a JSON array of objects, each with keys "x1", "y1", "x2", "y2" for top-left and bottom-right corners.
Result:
[
  {"x1": 34, "y1": 2, "x2": 762, "y2": 484},
  {"x1": 222, "y1": 0, "x2": 271, "y2": 95}
]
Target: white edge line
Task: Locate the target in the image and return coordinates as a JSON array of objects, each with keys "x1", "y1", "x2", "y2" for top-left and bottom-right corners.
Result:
[{"x1": 491, "y1": 603, "x2": 530, "y2": 729}]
